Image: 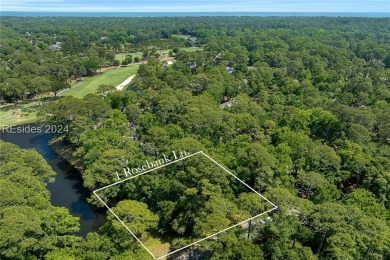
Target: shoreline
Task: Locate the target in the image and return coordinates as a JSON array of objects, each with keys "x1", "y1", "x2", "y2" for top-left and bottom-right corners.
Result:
[
  {"x1": 48, "y1": 136, "x2": 110, "y2": 218},
  {"x1": 48, "y1": 137, "x2": 84, "y2": 172}
]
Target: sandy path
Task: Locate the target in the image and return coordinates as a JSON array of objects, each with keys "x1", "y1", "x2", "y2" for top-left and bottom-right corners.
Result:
[{"x1": 116, "y1": 75, "x2": 136, "y2": 90}]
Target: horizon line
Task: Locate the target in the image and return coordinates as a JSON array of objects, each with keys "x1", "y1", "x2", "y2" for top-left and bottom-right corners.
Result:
[{"x1": 1, "y1": 11, "x2": 389, "y2": 13}]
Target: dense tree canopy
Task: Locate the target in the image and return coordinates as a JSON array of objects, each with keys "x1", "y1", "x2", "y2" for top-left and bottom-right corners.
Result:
[{"x1": 2, "y1": 15, "x2": 390, "y2": 259}]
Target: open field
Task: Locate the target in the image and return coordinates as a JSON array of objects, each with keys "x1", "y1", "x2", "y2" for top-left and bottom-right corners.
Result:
[
  {"x1": 115, "y1": 47, "x2": 202, "y2": 62},
  {"x1": 0, "y1": 102, "x2": 39, "y2": 128},
  {"x1": 171, "y1": 34, "x2": 191, "y2": 39},
  {"x1": 180, "y1": 47, "x2": 202, "y2": 52},
  {"x1": 60, "y1": 65, "x2": 139, "y2": 98},
  {"x1": 116, "y1": 50, "x2": 165, "y2": 61},
  {"x1": 144, "y1": 236, "x2": 171, "y2": 259}
]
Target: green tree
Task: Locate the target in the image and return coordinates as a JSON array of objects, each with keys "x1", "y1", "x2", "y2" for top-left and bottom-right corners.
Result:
[
  {"x1": 194, "y1": 213, "x2": 231, "y2": 237},
  {"x1": 97, "y1": 84, "x2": 116, "y2": 95},
  {"x1": 237, "y1": 143, "x2": 277, "y2": 188},
  {"x1": 30, "y1": 76, "x2": 51, "y2": 102},
  {"x1": 109, "y1": 200, "x2": 159, "y2": 240},
  {"x1": 0, "y1": 141, "x2": 80, "y2": 259},
  {"x1": 3, "y1": 78, "x2": 25, "y2": 105},
  {"x1": 309, "y1": 108, "x2": 341, "y2": 143},
  {"x1": 342, "y1": 188, "x2": 387, "y2": 220}
]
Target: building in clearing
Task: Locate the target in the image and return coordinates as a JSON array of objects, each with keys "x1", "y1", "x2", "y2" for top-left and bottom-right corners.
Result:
[{"x1": 49, "y1": 42, "x2": 62, "y2": 51}]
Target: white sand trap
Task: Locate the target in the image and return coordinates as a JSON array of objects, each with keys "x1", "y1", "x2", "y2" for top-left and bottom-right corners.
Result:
[{"x1": 116, "y1": 75, "x2": 136, "y2": 90}]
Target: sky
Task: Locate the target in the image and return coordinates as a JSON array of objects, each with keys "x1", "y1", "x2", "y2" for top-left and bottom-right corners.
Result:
[{"x1": 1, "y1": 0, "x2": 389, "y2": 13}]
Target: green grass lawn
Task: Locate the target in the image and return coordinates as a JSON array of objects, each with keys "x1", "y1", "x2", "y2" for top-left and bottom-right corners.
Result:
[
  {"x1": 115, "y1": 50, "x2": 170, "y2": 62},
  {"x1": 0, "y1": 102, "x2": 39, "y2": 128},
  {"x1": 60, "y1": 65, "x2": 139, "y2": 98},
  {"x1": 144, "y1": 236, "x2": 171, "y2": 258},
  {"x1": 171, "y1": 34, "x2": 190, "y2": 39},
  {"x1": 181, "y1": 47, "x2": 202, "y2": 52},
  {"x1": 115, "y1": 47, "x2": 202, "y2": 62},
  {"x1": 115, "y1": 52, "x2": 143, "y2": 61}
]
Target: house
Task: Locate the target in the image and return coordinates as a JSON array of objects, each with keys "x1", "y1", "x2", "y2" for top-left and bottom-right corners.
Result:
[
  {"x1": 163, "y1": 60, "x2": 174, "y2": 67},
  {"x1": 49, "y1": 42, "x2": 62, "y2": 51},
  {"x1": 219, "y1": 100, "x2": 233, "y2": 109},
  {"x1": 188, "y1": 36, "x2": 197, "y2": 44}
]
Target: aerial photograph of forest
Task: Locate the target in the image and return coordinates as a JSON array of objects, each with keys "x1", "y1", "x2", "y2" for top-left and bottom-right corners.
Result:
[{"x1": 0, "y1": 0, "x2": 389, "y2": 259}]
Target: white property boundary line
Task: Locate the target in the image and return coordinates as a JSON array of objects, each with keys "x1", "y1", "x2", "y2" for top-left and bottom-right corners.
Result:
[
  {"x1": 94, "y1": 151, "x2": 203, "y2": 193},
  {"x1": 94, "y1": 151, "x2": 278, "y2": 260}
]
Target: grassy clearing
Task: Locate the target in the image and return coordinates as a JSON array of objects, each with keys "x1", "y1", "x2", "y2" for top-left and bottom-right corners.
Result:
[
  {"x1": 115, "y1": 52, "x2": 142, "y2": 61},
  {"x1": 171, "y1": 34, "x2": 190, "y2": 39},
  {"x1": 144, "y1": 236, "x2": 171, "y2": 258},
  {"x1": 0, "y1": 102, "x2": 39, "y2": 128},
  {"x1": 60, "y1": 65, "x2": 139, "y2": 98},
  {"x1": 115, "y1": 50, "x2": 170, "y2": 61},
  {"x1": 181, "y1": 47, "x2": 202, "y2": 52},
  {"x1": 115, "y1": 47, "x2": 202, "y2": 62}
]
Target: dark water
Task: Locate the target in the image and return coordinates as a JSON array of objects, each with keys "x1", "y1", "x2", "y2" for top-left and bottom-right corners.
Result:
[
  {"x1": 1, "y1": 11, "x2": 389, "y2": 17},
  {"x1": 0, "y1": 124, "x2": 106, "y2": 236}
]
